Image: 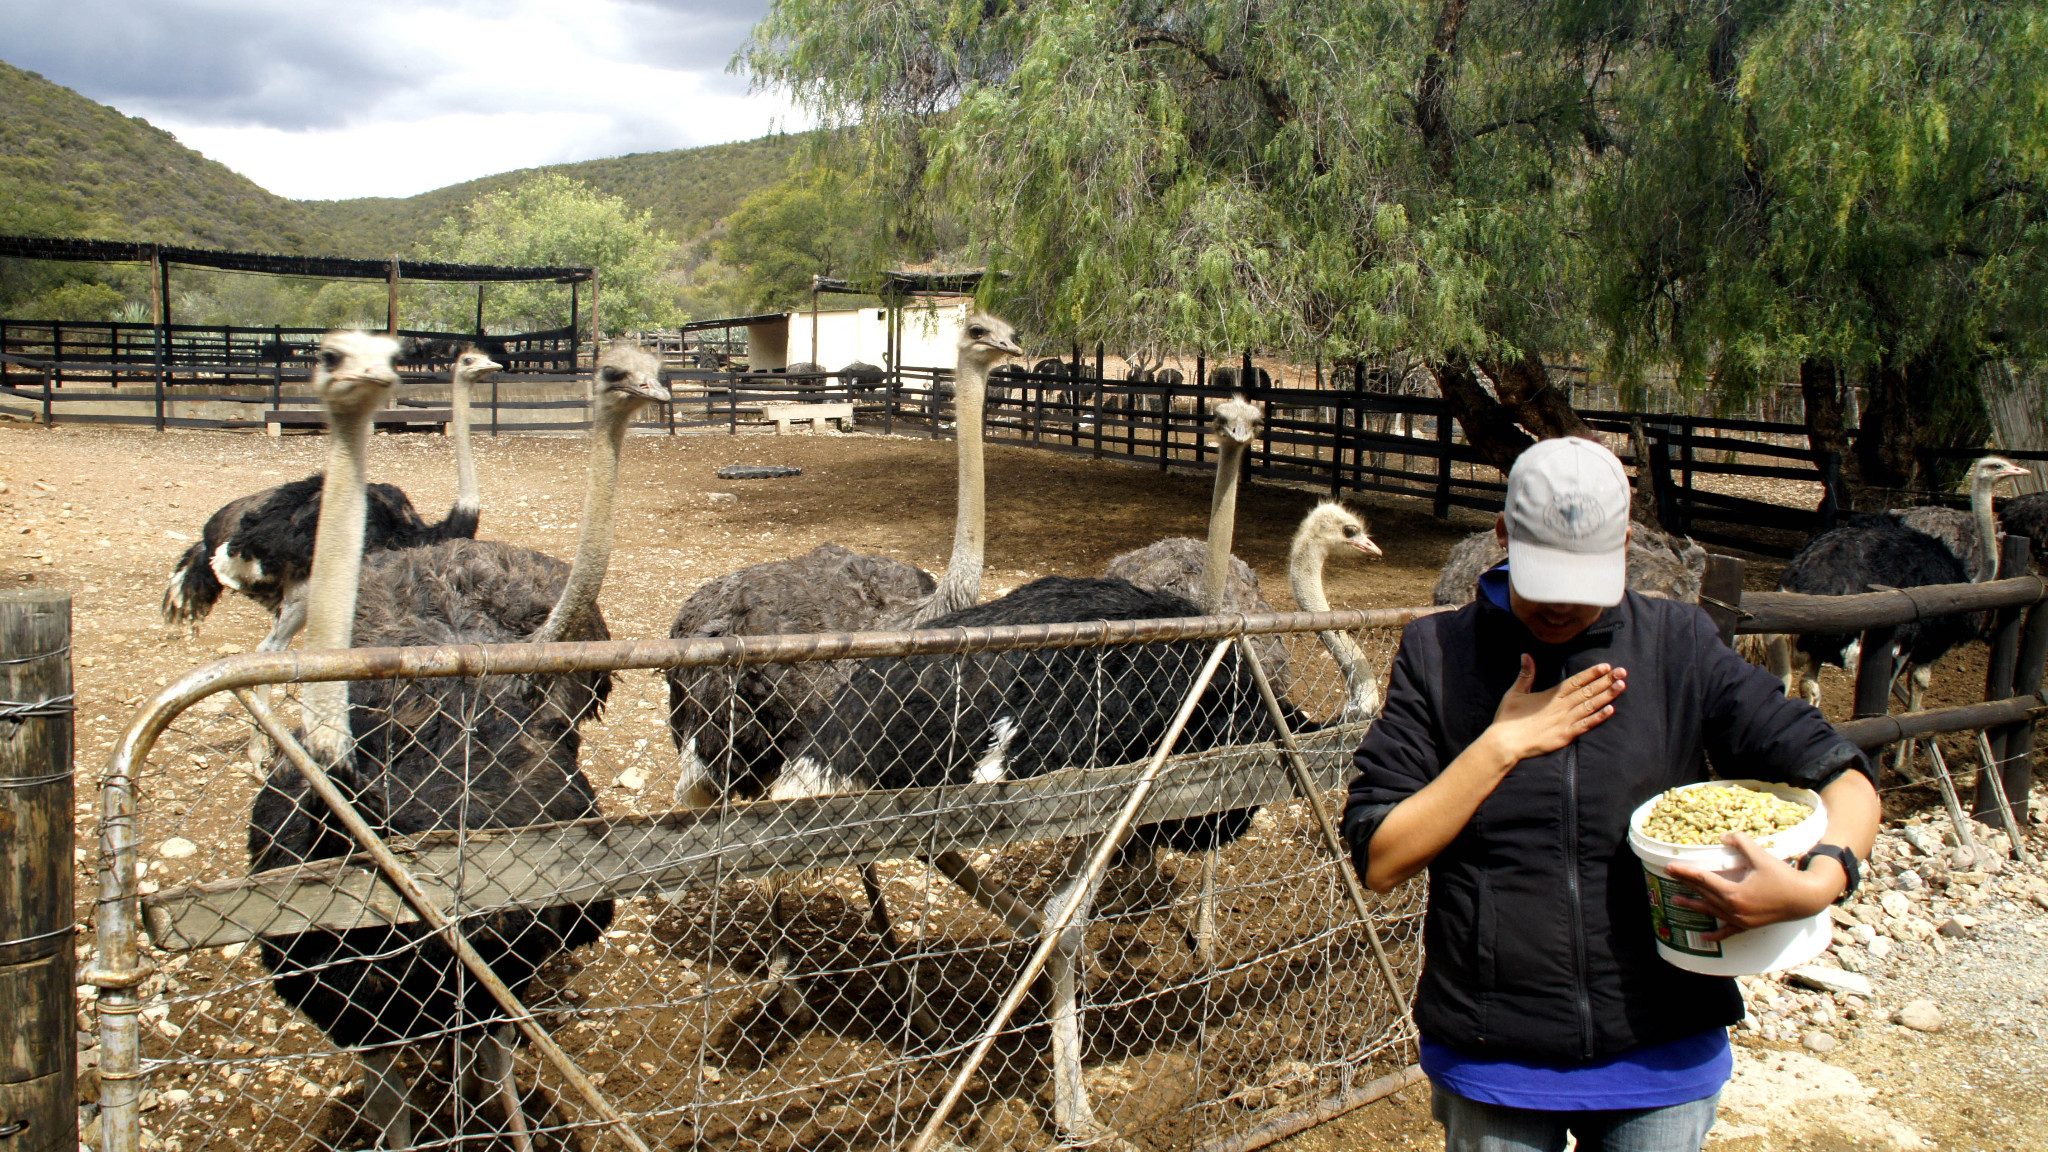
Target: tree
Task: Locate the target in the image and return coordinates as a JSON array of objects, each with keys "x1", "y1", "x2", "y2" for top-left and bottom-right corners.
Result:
[
  {"x1": 741, "y1": 0, "x2": 1624, "y2": 466},
  {"x1": 421, "y1": 174, "x2": 683, "y2": 334},
  {"x1": 1586, "y1": 1, "x2": 2047, "y2": 500},
  {"x1": 716, "y1": 169, "x2": 885, "y2": 313}
]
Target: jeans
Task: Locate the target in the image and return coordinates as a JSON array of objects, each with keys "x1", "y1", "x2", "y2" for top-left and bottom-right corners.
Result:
[{"x1": 1432, "y1": 1082, "x2": 1720, "y2": 1152}]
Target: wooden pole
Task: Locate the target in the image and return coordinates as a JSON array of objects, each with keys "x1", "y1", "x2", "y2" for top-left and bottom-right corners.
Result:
[
  {"x1": 474, "y1": 283, "x2": 485, "y2": 338},
  {"x1": 590, "y1": 266, "x2": 603, "y2": 348},
  {"x1": 154, "y1": 250, "x2": 168, "y2": 434},
  {"x1": 1852, "y1": 625, "x2": 1899, "y2": 721},
  {"x1": 0, "y1": 589, "x2": 75, "y2": 1152},
  {"x1": 1974, "y1": 535, "x2": 2032, "y2": 820},
  {"x1": 568, "y1": 280, "x2": 580, "y2": 360},
  {"x1": 385, "y1": 257, "x2": 399, "y2": 336},
  {"x1": 1997, "y1": 564, "x2": 2048, "y2": 825},
  {"x1": 1433, "y1": 408, "x2": 1453, "y2": 520},
  {"x1": 1698, "y1": 555, "x2": 1747, "y2": 647}
]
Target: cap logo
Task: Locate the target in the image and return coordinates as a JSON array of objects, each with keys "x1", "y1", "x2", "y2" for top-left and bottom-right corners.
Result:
[{"x1": 1543, "y1": 494, "x2": 1605, "y2": 541}]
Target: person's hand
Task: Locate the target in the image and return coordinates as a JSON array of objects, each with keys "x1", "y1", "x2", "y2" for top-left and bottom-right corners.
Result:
[
  {"x1": 1665, "y1": 833, "x2": 1844, "y2": 941},
  {"x1": 1480, "y1": 655, "x2": 1625, "y2": 764}
]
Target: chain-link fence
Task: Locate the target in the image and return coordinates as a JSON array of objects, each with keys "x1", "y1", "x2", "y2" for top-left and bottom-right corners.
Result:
[{"x1": 88, "y1": 607, "x2": 1435, "y2": 1152}]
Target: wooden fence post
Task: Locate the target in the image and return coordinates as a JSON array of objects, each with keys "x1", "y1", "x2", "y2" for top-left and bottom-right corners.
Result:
[
  {"x1": 1158, "y1": 380, "x2": 1172, "y2": 471},
  {"x1": 1433, "y1": 409, "x2": 1453, "y2": 520},
  {"x1": 1699, "y1": 555, "x2": 1747, "y2": 647},
  {"x1": 1974, "y1": 535, "x2": 2033, "y2": 820},
  {"x1": 1852, "y1": 625, "x2": 1899, "y2": 721},
  {"x1": 1996, "y1": 578, "x2": 2048, "y2": 825},
  {"x1": 0, "y1": 589, "x2": 75, "y2": 1152}
]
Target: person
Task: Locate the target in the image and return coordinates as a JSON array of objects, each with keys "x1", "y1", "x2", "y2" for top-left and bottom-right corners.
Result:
[{"x1": 1342, "y1": 436, "x2": 1880, "y2": 1152}]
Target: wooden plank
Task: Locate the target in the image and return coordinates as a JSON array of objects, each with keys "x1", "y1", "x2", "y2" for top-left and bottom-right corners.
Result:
[
  {"x1": 141, "y1": 722, "x2": 1373, "y2": 951},
  {"x1": 1736, "y1": 576, "x2": 2048, "y2": 635}
]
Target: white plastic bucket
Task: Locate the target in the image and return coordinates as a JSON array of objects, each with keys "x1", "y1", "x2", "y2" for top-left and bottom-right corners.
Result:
[{"x1": 1627, "y1": 779, "x2": 1830, "y2": 976}]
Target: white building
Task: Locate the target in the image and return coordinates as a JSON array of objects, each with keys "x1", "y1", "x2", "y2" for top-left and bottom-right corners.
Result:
[{"x1": 743, "y1": 299, "x2": 971, "y2": 372}]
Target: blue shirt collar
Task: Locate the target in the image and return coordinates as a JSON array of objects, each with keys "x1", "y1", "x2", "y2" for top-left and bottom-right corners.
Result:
[{"x1": 1478, "y1": 561, "x2": 1513, "y2": 612}]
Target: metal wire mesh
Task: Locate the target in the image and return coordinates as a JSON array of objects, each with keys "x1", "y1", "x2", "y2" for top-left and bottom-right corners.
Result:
[{"x1": 91, "y1": 614, "x2": 1427, "y2": 1152}]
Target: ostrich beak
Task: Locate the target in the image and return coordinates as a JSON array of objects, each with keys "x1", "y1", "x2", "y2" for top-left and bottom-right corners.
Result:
[
  {"x1": 636, "y1": 377, "x2": 673, "y2": 404},
  {"x1": 991, "y1": 335, "x2": 1023, "y2": 358},
  {"x1": 476, "y1": 357, "x2": 503, "y2": 375},
  {"x1": 1999, "y1": 463, "x2": 2031, "y2": 479},
  {"x1": 1351, "y1": 537, "x2": 1383, "y2": 557}
]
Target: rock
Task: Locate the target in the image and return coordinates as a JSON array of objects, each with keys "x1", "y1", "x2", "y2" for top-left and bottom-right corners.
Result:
[
  {"x1": 1836, "y1": 947, "x2": 1866, "y2": 973},
  {"x1": 157, "y1": 837, "x2": 197, "y2": 860},
  {"x1": 160, "y1": 1088, "x2": 190, "y2": 1108},
  {"x1": 613, "y1": 766, "x2": 648, "y2": 792},
  {"x1": 1879, "y1": 891, "x2": 1911, "y2": 918},
  {"x1": 1867, "y1": 936, "x2": 1893, "y2": 960},
  {"x1": 1900, "y1": 824, "x2": 1937, "y2": 854},
  {"x1": 704, "y1": 492, "x2": 738, "y2": 504},
  {"x1": 1936, "y1": 916, "x2": 1975, "y2": 938},
  {"x1": 1828, "y1": 905, "x2": 1858, "y2": 927},
  {"x1": 1849, "y1": 924, "x2": 1877, "y2": 945},
  {"x1": 1951, "y1": 847, "x2": 1979, "y2": 870},
  {"x1": 1894, "y1": 868, "x2": 1924, "y2": 891},
  {"x1": 1789, "y1": 965, "x2": 1873, "y2": 998},
  {"x1": 1954, "y1": 870, "x2": 1990, "y2": 886},
  {"x1": 1800, "y1": 1029, "x2": 1838, "y2": 1052},
  {"x1": 1895, "y1": 1000, "x2": 1943, "y2": 1032},
  {"x1": 1831, "y1": 928, "x2": 1855, "y2": 948}
]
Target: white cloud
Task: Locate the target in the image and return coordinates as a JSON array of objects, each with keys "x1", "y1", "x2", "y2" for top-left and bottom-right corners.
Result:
[{"x1": 0, "y1": 0, "x2": 808, "y2": 199}]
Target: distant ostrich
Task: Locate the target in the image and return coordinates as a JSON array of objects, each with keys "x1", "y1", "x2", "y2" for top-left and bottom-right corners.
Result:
[
  {"x1": 1431, "y1": 521, "x2": 1707, "y2": 606},
  {"x1": 778, "y1": 503, "x2": 1382, "y2": 1143},
  {"x1": 248, "y1": 338, "x2": 668, "y2": 1150},
  {"x1": 162, "y1": 346, "x2": 500, "y2": 652},
  {"x1": 1104, "y1": 396, "x2": 1285, "y2": 674},
  {"x1": 1758, "y1": 457, "x2": 2026, "y2": 778}
]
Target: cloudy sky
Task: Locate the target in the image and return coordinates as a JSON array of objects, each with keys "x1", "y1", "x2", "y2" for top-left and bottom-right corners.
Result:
[{"x1": 0, "y1": 0, "x2": 808, "y2": 200}]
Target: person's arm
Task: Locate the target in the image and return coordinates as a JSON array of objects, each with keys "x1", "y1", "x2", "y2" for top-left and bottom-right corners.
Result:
[
  {"x1": 1363, "y1": 654, "x2": 1626, "y2": 892},
  {"x1": 1666, "y1": 768, "x2": 1880, "y2": 938}
]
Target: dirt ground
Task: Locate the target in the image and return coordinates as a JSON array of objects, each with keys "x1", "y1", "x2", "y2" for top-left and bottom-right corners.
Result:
[{"x1": 8, "y1": 421, "x2": 2039, "y2": 1151}]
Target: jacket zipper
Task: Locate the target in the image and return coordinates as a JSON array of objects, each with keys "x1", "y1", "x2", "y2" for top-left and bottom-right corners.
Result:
[{"x1": 1564, "y1": 742, "x2": 1594, "y2": 1059}]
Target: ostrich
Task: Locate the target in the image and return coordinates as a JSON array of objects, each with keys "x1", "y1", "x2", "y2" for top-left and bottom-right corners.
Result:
[
  {"x1": 664, "y1": 313, "x2": 1019, "y2": 1019},
  {"x1": 1103, "y1": 395, "x2": 1285, "y2": 674},
  {"x1": 778, "y1": 503, "x2": 1382, "y2": 1143},
  {"x1": 161, "y1": 346, "x2": 500, "y2": 652},
  {"x1": 1758, "y1": 456, "x2": 2026, "y2": 779},
  {"x1": 1431, "y1": 521, "x2": 1708, "y2": 606},
  {"x1": 248, "y1": 338, "x2": 668, "y2": 1150}
]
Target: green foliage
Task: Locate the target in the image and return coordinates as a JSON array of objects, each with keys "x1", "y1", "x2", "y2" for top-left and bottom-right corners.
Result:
[
  {"x1": 420, "y1": 174, "x2": 683, "y2": 332},
  {"x1": 714, "y1": 169, "x2": 884, "y2": 312}
]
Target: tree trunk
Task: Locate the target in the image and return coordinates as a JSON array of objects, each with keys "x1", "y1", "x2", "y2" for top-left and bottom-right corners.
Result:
[
  {"x1": 1799, "y1": 358, "x2": 1869, "y2": 507},
  {"x1": 1432, "y1": 353, "x2": 1533, "y2": 473},
  {"x1": 1858, "y1": 360, "x2": 1922, "y2": 492},
  {"x1": 1484, "y1": 345, "x2": 1595, "y2": 440},
  {"x1": 1415, "y1": 0, "x2": 1471, "y2": 178}
]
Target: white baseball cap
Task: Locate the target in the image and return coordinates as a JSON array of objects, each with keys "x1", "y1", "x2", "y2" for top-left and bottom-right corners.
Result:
[{"x1": 1503, "y1": 437, "x2": 1631, "y2": 606}]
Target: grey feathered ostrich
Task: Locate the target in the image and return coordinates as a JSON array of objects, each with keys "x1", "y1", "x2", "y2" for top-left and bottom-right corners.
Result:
[
  {"x1": 664, "y1": 313, "x2": 1020, "y2": 1020},
  {"x1": 776, "y1": 502, "x2": 1382, "y2": 1145},
  {"x1": 161, "y1": 346, "x2": 500, "y2": 652},
  {"x1": 1431, "y1": 520, "x2": 1707, "y2": 606},
  {"x1": 248, "y1": 338, "x2": 668, "y2": 1151}
]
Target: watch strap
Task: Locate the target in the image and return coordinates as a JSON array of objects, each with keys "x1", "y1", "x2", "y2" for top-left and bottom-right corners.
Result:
[{"x1": 1800, "y1": 844, "x2": 1860, "y2": 902}]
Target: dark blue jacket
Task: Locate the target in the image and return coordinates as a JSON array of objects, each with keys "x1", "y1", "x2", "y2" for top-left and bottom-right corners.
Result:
[{"x1": 1342, "y1": 591, "x2": 1870, "y2": 1064}]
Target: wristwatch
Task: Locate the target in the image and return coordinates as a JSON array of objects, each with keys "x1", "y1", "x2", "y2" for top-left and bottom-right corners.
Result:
[{"x1": 1799, "y1": 844, "x2": 1861, "y2": 903}]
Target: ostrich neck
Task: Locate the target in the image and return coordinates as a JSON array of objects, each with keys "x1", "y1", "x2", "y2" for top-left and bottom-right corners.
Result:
[
  {"x1": 1289, "y1": 535, "x2": 1374, "y2": 712},
  {"x1": 450, "y1": 369, "x2": 478, "y2": 517},
  {"x1": 910, "y1": 356, "x2": 988, "y2": 624},
  {"x1": 300, "y1": 405, "x2": 375, "y2": 763},
  {"x1": 1202, "y1": 435, "x2": 1248, "y2": 613},
  {"x1": 1972, "y1": 475, "x2": 2000, "y2": 582},
  {"x1": 534, "y1": 400, "x2": 631, "y2": 643}
]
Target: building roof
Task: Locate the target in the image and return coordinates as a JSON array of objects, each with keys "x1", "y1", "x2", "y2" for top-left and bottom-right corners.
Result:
[
  {"x1": 0, "y1": 234, "x2": 593, "y2": 283},
  {"x1": 811, "y1": 270, "x2": 990, "y2": 297}
]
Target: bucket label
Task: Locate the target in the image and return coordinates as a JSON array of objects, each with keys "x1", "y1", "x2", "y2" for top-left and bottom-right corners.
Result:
[{"x1": 1645, "y1": 870, "x2": 1723, "y2": 957}]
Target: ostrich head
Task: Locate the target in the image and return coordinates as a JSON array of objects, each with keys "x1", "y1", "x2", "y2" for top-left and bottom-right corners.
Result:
[
  {"x1": 1971, "y1": 456, "x2": 2030, "y2": 490},
  {"x1": 960, "y1": 313, "x2": 1023, "y2": 371},
  {"x1": 1297, "y1": 501, "x2": 1383, "y2": 560},
  {"x1": 454, "y1": 345, "x2": 502, "y2": 381},
  {"x1": 594, "y1": 341, "x2": 671, "y2": 414},
  {"x1": 314, "y1": 330, "x2": 401, "y2": 417},
  {"x1": 1212, "y1": 394, "x2": 1260, "y2": 447}
]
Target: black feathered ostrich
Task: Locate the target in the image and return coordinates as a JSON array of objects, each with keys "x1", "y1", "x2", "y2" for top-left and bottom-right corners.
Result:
[
  {"x1": 777, "y1": 502, "x2": 1382, "y2": 1143},
  {"x1": 1758, "y1": 455, "x2": 2028, "y2": 712},
  {"x1": 248, "y1": 336, "x2": 668, "y2": 1150},
  {"x1": 162, "y1": 346, "x2": 501, "y2": 652}
]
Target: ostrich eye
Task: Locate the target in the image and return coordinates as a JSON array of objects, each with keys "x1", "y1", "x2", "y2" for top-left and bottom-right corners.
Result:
[
  {"x1": 968, "y1": 326, "x2": 986, "y2": 338},
  {"x1": 317, "y1": 350, "x2": 341, "y2": 371},
  {"x1": 601, "y1": 367, "x2": 627, "y2": 384},
  {"x1": 1343, "y1": 525, "x2": 1358, "y2": 537}
]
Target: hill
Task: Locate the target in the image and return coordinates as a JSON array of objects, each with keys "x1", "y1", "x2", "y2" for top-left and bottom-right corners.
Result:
[
  {"x1": 306, "y1": 135, "x2": 804, "y2": 254},
  {"x1": 0, "y1": 61, "x2": 330, "y2": 251}
]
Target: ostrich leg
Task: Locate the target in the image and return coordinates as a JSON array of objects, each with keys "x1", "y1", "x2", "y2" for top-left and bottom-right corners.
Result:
[
  {"x1": 360, "y1": 1047, "x2": 413, "y2": 1150},
  {"x1": 479, "y1": 1024, "x2": 536, "y2": 1152},
  {"x1": 859, "y1": 863, "x2": 942, "y2": 1037},
  {"x1": 1044, "y1": 841, "x2": 1113, "y2": 1142},
  {"x1": 760, "y1": 875, "x2": 811, "y2": 1023}
]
